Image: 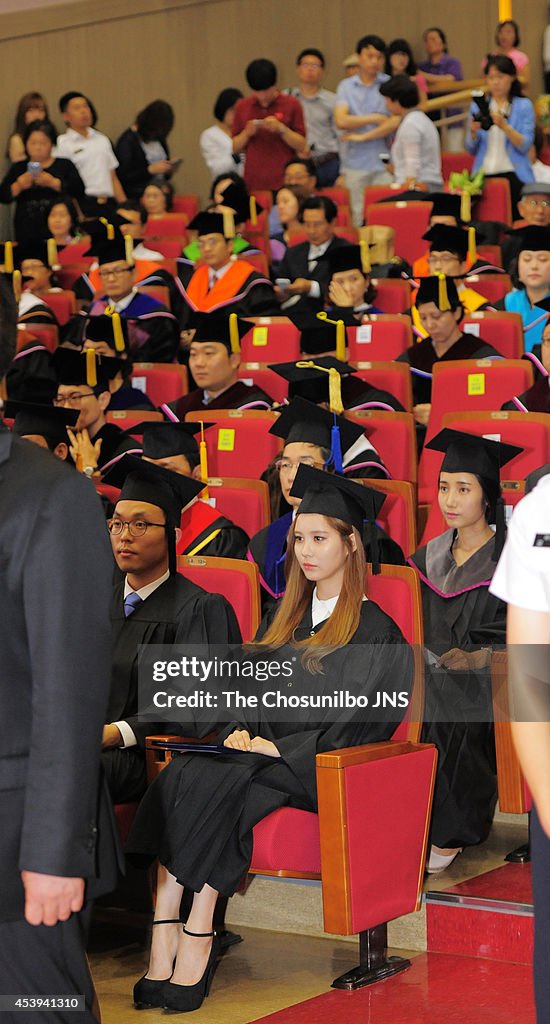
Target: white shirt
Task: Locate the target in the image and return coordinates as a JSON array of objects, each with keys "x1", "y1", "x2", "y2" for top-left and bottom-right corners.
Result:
[
  {"x1": 482, "y1": 101, "x2": 514, "y2": 175},
  {"x1": 109, "y1": 287, "x2": 138, "y2": 313},
  {"x1": 56, "y1": 127, "x2": 119, "y2": 196},
  {"x1": 133, "y1": 241, "x2": 164, "y2": 262},
  {"x1": 200, "y1": 124, "x2": 244, "y2": 180},
  {"x1": 391, "y1": 109, "x2": 443, "y2": 188},
  {"x1": 307, "y1": 239, "x2": 332, "y2": 299},
  {"x1": 490, "y1": 475, "x2": 550, "y2": 612},
  {"x1": 311, "y1": 587, "x2": 339, "y2": 627},
  {"x1": 114, "y1": 569, "x2": 171, "y2": 747},
  {"x1": 208, "y1": 260, "x2": 233, "y2": 289}
]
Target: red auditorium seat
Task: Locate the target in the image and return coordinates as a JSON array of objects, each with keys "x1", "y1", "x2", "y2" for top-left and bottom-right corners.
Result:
[
  {"x1": 370, "y1": 278, "x2": 412, "y2": 314},
  {"x1": 440, "y1": 151, "x2": 474, "y2": 179},
  {"x1": 143, "y1": 214, "x2": 188, "y2": 237},
  {"x1": 178, "y1": 555, "x2": 261, "y2": 642},
  {"x1": 106, "y1": 409, "x2": 163, "y2": 427},
  {"x1": 345, "y1": 410, "x2": 418, "y2": 483},
  {"x1": 204, "y1": 477, "x2": 271, "y2": 538},
  {"x1": 365, "y1": 202, "x2": 432, "y2": 264},
  {"x1": 251, "y1": 190, "x2": 273, "y2": 211},
  {"x1": 235, "y1": 251, "x2": 269, "y2": 276},
  {"x1": 94, "y1": 482, "x2": 122, "y2": 504},
  {"x1": 421, "y1": 478, "x2": 526, "y2": 546},
  {"x1": 474, "y1": 177, "x2": 512, "y2": 225},
  {"x1": 240, "y1": 318, "x2": 300, "y2": 363},
  {"x1": 352, "y1": 361, "x2": 413, "y2": 411},
  {"x1": 172, "y1": 194, "x2": 200, "y2": 219},
  {"x1": 185, "y1": 410, "x2": 281, "y2": 478},
  {"x1": 462, "y1": 311, "x2": 524, "y2": 359},
  {"x1": 130, "y1": 363, "x2": 188, "y2": 406},
  {"x1": 354, "y1": 478, "x2": 417, "y2": 555},
  {"x1": 238, "y1": 364, "x2": 288, "y2": 405},
  {"x1": 362, "y1": 185, "x2": 407, "y2": 220},
  {"x1": 42, "y1": 290, "x2": 76, "y2": 325},
  {"x1": 144, "y1": 237, "x2": 186, "y2": 258},
  {"x1": 319, "y1": 185, "x2": 351, "y2": 206},
  {"x1": 464, "y1": 273, "x2": 512, "y2": 304},
  {"x1": 55, "y1": 261, "x2": 94, "y2": 290},
  {"x1": 476, "y1": 244, "x2": 503, "y2": 269},
  {"x1": 426, "y1": 357, "x2": 533, "y2": 440},
  {"x1": 346, "y1": 315, "x2": 412, "y2": 360},
  {"x1": 16, "y1": 325, "x2": 58, "y2": 353}
]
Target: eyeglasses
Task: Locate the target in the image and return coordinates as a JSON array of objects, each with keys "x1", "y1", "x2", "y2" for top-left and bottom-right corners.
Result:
[
  {"x1": 108, "y1": 519, "x2": 167, "y2": 537},
  {"x1": 98, "y1": 267, "x2": 132, "y2": 279},
  {"x1": 276, "y1": 457, "x2": 324, "y2": 473},
  {"x1": 53, "y1": 391, "x2": 95, "y2": 406},
  {"x1": 524, "y1": 199, "x2": 550, "y2": 209},
  {"x1": 427, "y1": 253, "x2": 459, "y2": 265}
]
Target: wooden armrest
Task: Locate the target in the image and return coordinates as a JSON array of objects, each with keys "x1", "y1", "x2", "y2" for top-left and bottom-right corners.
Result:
[{"x1": 316, "y1": 740, "x2": 434, "y2": 770}]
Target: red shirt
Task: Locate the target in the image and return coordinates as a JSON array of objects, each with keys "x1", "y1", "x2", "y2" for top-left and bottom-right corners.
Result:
[{"x1": 232, "y1": 93, "x2": 306, "y2": 192}]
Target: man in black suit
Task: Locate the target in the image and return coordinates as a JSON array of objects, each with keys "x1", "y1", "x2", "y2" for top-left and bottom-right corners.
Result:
[
  {"x1": 274, "y1": 195, "x2": 351, "y2": 315},
  {"x1": 0, "y1": 277, "x2": 114, "y2": 1019}
]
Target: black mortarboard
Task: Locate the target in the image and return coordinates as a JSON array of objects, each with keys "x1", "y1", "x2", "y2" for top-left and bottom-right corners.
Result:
[
  {"x1": 14, "y1": 240, "x2": 55, "y2": 269},
  {"x1": 122, "y1": 421, "x2": 212, "y2": 460},
  {"x1": 5, "y1": 400, "x2": 78, "y2": 448},
  {"x1": 534, "y1": 296, "x2": 550, "y2": 315},
  {"x1": 219, "y1": 182, "x2": 263, "y2": 224},
  {"x1": 318, "y1": 244, "x2": 369, "y2": 276},
  {"x1": 510, "y1": 226, "x2": 550, "y2": 253},
  {"x1": 427, "y1": 192, "x2": 463, "y2": 222},
  {"x1": 52, "y1": 347, "x2": 111, "y2": 391},
  {"x1": 422, "y1": 224, "x2": 468, "y2": 261},
  {"x1": 415, "y1": 274, "x2": 460, "y2": 311},
  {"x1": 286, "y1": 308, "x2": 349, "y2": 357},
  {"x1": 268, "y1": 356, "x2": 356, "y2": 405},
  {"x1": 85, "y1": 213, "x2": 135, "y2": 241},
  {"x1": 84, "y1": 314, "x2": 129, "y2": 352},
  {"x1": 289, "y1": 463, "x2": 385, "y2": 533},
  {"x1": 269, "y1": 396, "x2": 364, "y2": 472},
  {"x1": 191, "y1": 312, "x2": 252, "y2": 353},
  {"x1": 83, "y1": 236, "x2": 134, "y2": 267},
  {"x1": 187, "y1": 210, "x2": 235, "y2": 238}
]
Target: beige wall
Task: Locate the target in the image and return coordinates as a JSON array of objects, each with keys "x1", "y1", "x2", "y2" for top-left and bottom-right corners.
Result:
[{"x1": 0, "y1": 0, "x2": 546, "y2": 205}]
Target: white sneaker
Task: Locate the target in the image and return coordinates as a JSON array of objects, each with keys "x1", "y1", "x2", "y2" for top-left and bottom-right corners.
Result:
[{"x1": 426, "y1": 847, "x2": 463, "y2": 874}]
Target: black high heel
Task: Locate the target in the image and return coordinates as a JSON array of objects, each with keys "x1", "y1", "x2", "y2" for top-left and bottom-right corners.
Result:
[
  {"x1": 162, "y1": 927, "x2": 220, "y2": 1014},
  {"x1": 133, "y1": 919, "x2": 181, "y2": 1010}
]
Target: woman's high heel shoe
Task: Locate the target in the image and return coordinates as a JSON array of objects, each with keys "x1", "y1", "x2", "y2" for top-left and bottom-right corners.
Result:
[
  {"x1": 162, "y1": 927, "x2": 221, "y2": 1014},
  {"x1": 133, "y1": 919, "x2": 181, "y2": 1010}
]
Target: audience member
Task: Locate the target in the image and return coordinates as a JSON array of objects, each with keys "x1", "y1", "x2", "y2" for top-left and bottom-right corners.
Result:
[
  {"x1": 274, "y1": 195, "x2": 350, "y2": 315},
  {"x1": 268, "y1": 158, "x2": 317, "y2": 235},
  {"x1": 200, "y1": 88, "x2": 244, "y2": 181},
  {"x1": 269, "y1": 351, "x2": 403, "y2": 411},
  {"x1": 502, "y1": 182, "x2": 550, "y2": 269},
  {"x1": 56, "y1": 91, "x2": 126, "y2": 215},
  {"x1": 232, "y1": 59, "x2": 307, "y2": 193},
  {"x1": 81, "y1": 316, "x2": 156, "y2": 412},
  {"x1": 140, "y1": 180, "x2": 174, "y2": 217},
  {"x1": 0, "y1": 120, "x2": 85, "y2": 242},
  {"x1": 6, "y1": 399, "x2": 77, "y2": 462},
  {"x1": 46, "y1": 194, "x2": 89, "y2": 259},
  {"x1": 116, "y1": 100, "x2": 176, "y2": 200},
  {"x1": 286, "y1": 48, "x2": 340, "y2": 187},
  {"x1": 487, "y1": 19, "x2": 530, "y2": 87},
  {"x1": 385, "y1": 38, "x2": 428, "y2": 102},
  {"x1": 342, "y1": 53, "x2": 360, "y2": 77},
  {"x1": 411, "y1": 225, "x2": 489, "y2": 337},
  {"x1": 6, "y1": 91, "x2": 50, "y2": 163},
  {"x1": 494, "y1": 226, "x2": 550, "y2": 350},
  {"x1": 379, "y1": 75, "x2": 443, "y2": 192},
  {"x1": 324, "y1": 243, "x2": 384, "y2": 323},
  {"x1": 412, "y1": 193, "x2": 476, "y2": 277},
  {"x1": 335, "y1": 34, "x2": 391, "y2": 225},
  {"x1": 270, "y1": 184, "x2": 309, "y2": 266},
  {"x1": 418, "y1": 27, "x2": 464, "y2": 153}
]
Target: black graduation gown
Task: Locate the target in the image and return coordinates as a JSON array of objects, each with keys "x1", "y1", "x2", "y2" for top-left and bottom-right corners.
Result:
[
  {"x1": 127, "y1": 599, "x2": 412, "y2": 895},
  {"x1": 104, "y1": 575, "x2": 242, "y2": 803},
  {"x1": 341, "y1": 374, "x2": 405, "y2": 413},
  {"x1": 176, "y1": 264, "x2": 279, "y2": 330},
  {"x1": 5, "y1": 342, "x2": 57, "y2": 403},
  {"x1": 177, "y1": 512, "x2": 249, "y2": 560},
  {"x1": 409, "y1": 529, "x2": 506, "y2": 848},
  {"x1": 501, "y1": 374, "x2": 550, "y2": 413},
  {"x1": 397, "y1": 333, "x2": 501, "y2": 406},
  {"x1": 171, "y1": 379, "x2": 274, "y2": 420},
  {"x1": 95, "y1": 422, "x2": 141, "y2": 471}
]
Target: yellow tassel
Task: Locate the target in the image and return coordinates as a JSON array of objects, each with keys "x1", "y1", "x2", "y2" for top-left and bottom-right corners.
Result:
[
  {"x1": 316, "y1": 311, "x2": 346, "y2": 360},
  {"x1": 359, "y1": 238, "x2": 371, "y2": 274},
  {"x1": 298, "y1": 360, "x2": 343, "y2": 414},
  {"x1": 86, "y1": 348, "x2": 97, "y2": 388},
  {"x1": 437, "y1": 272, "x2": 451, "y2": 312},
  {"x1": 12, "y1": 269, "x2": 21, "y2": 303},
  {"x1": 229, "y1": 312, "x2": 240, "y2": 354},
  {"x1": 112, "y1": 312, "x2": 125, "y2": 352},
  {"x1": 124, "y1": 234, "x2": 134, "y2": 266},
  {"x1": 468, "y1": 225, "x2": 477, "y2": 263},
  {"x1": 460, "y1": 191, "x2": 471, "y2": 224},
  {"x1": 4, "y1": 241, "x2": 13, "y2": 274},
  {"x1": 249, "y1": 195, "x2": 257, "y2": 225},
  {"x1": 199, "y1": 422, "x2": 209, "y2": 501},
  {"x1": 47, "y1": 237, "x2": 57, "y2": 268},
  {"x1": 100, "y1": 217, "x2": 115, "y2": 241},
  {"x1": 223, "y1": 209, "x2": 235, "y2": 238}
]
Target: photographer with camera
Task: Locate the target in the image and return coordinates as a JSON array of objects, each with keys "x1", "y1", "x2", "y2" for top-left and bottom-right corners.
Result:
[{"x1": 466, "y1": 54, "x2": 535, "y2": 215}]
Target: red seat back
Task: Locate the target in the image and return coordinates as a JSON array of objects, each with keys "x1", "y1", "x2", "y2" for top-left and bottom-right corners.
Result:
[
  {"x1": 441, "y1": 151, "x2": 474, "y2": 179},
  {"x1": 345, "y1": 410, "x2": 418, "y2": 483},
  {"x1": 130, "y1": 363, "x2": 188, "y2": 406},
  {"x1": 206, "y1": 477, "x2": 270, "y2": 537},
  {"x1": 352, "y1": 360, "x2": 413, "y2": 411},
  {"x1": 362, "y1": 185, "x2": 404, "y2": 221},
  {"x1": 145, "y1": 237, "x2": 186, "y2": 258},
  {"x1": 370, "y1": 279, "x2": 412, "y2": 314},
  {"x1": 474, "y1": 177, "x2": 513, "y2": 225},
  {"x1": 95, "y1": 482, "x2": 121, "y2": 504},
  {"x1": 251, "y1": 189, "x2": 273, "y2": 211},
  {"x1": 346, "y1": 314, "x2": 412, "y2": 360},
  {"x1": 462, "y1": 311, "x2": 524, "y2": 359},
  {"x1": 177, "y1": 555, "x2": 261, "y2": 642},
  {"x1": 319, "y1": 185, "x2": 351, "y2": 206},
  {"x1": 144, "y1": 214, "x2": 188, "y2": 237},
  {"x1": 106, "y1": 409, "x2": 163, "y2": 427},
  {"x1": 240, "y1": 318, "x2": 300, "y2": 363},
  {"x1": 366, "y1": 202, "x2": 432, "y2": 263},
  {"x1": 42, "y1": 290, "x2": 76, "y2": 326},
  {"x1": 235, "y1": 250, "x2": 269, "y2": 275},
  {"x1": 172, "y1": 194, "x2": 200, "y2": 219},
  {"x1": 476, "y1": 244, "x2": 503, "y2": 269},
  {"x1": 355, "y1": 479, "x2": 417, "y2": 555},
  {"x1": 238, "y1": 364, "x2": 287, "y2": 405},
  {"x1": 16, "y1": 323, "x2": 58, "y2": 352},
  {"x1": 464, "y1": 273, "x2": 512, "y2": 304},
  {"x1": 185, "y1": 411, "x2": 282, "y2": 478}
]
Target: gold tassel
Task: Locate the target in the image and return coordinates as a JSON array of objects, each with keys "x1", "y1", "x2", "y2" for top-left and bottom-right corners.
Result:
[
  {"x1": 460, "y1": 191, "x2": 471, "y2": 224},
  {"x1": 249, "y1": 195, "x2": 257, "y2": 225},
  {"x1": 468, "y1": 225, "x2": 477, "y2": 264},
  {"x1": 316, "y1": 311, "x2": 347, "y2": 360},
  {"x1": 437, "y1": 272, "x2": 451, "y2": 312},
  {"x1": 100, "y1": 217, "x2": 115, "y2": 241},
  {"x1": 223, "y1": 209, "x2": 235, "y2": 239},
  {"x1": 112, "y1": 311, "x2": 125, "y2": 352},
  {"x1": 199, "y1": 421, "x2": 209, "y2": 501},
  {"x1": 297, "y1": 360, "x2": 344, "y2": 414},
  {"x1": 359, "y1": 238, "x2": 371, "y2": 274},
  {"x1": 47, "y1": 237, "x2": 57, "y2": 268},
  {"x1": 86, "y1": 348, "x2": 97, "y2": 387},
  {"x1": 229, "y1": 312, "x2": 240, "y2": 354},
  {"x1": 12, "y1": 269, "x2": 21, "y2": 303},
  {"x1": 124, "y1": 234, "x2": 134, "y2": 266},
  {"x1": 4, "y1": 241, "x2": 13, "y2": 274}
]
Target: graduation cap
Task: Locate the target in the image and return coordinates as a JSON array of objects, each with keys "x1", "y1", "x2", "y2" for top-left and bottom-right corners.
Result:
[
  {"x1": 52, "y1": 347, "x2": 112, "y2": 391},
  {"x1": 422, "y1": 224, "x2": 469, "y2": 262},
  {"x1": 534, "y1": 296, "x2": 550, "y2": 315},
  {"x1": 415, "y1": 274, "x2": 460, "y2": 313},
  {"x1": 84, "y1": 313, "x2": 129, "y2": 354},
  {"x1": 191, "y1": 312, "x2": 251, "y2": 354},
  {"x1": 268, "y1": 356, "x2": 355, "y2": 409},
  {"x1": 187, "y1": 210, "x2": 235, "y2": 239},
  {"x1": 425, "y1": 427, "x2": 523, "y2": 559},
  {"x1": 290, "y1": 463, "x2": 385, "y2": 532},
  {"x1": 219, "y1": 182, "x2": 263, "y2": 224},
  {"x1": 85, "y1": 212, "x2": 135, "y2": 240},
  {"x1": 520, "y1": 182, "x2": 550, "y2": 198},
  {"x1": 14, "y1": 239, "x2": 58, "y2": 270},
  {"x1": 509, "y1": 225, "x2": 550, "y2": 253},
  {"x1": 123, "y1": 421, "x2": 212, "y2": 461},
  {"x1": 269, "y1": 396, "x2": 364, "y2": 473},
  {"x1": 426, "y1": 192, "x2": 463, "y2": 223},
  {"x1": 5, "y1": 400, "x2": 78, "y2": 449},
  {"x1": 285, "y1": 308, "x2": 347, "y2": 358},
  {"x1": 319, "y1": 243, "x2": 371, "y2": 276},
  {"x1": 83, "y1": 236, "x2": 134, "y2": 267}
]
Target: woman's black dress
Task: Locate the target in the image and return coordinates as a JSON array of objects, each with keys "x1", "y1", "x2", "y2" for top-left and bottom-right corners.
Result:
[{"x1": 0, "y1": 159, "x2": 85, "y2": 241}]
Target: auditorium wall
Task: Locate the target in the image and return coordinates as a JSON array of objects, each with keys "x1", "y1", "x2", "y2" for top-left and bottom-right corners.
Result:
[{"x1": 0, "y1": 0, "x2": 546, "y2": 201}]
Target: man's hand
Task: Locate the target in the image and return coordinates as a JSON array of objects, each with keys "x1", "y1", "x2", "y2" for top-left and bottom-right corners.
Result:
[
  {"x1": 286, "y1": 278, "x2": 312, "y2": 296},
  {"x1": 67, "y1": 428, "x2": 101, "y2": 474},
  {"x1": 102, "y1": 723, "x2": 123, "y2": 749},
  {"x1": 224, "y1": 728, "x2": 252, "y2": 750},
  {"x1": 22, "y1": 871, "x2": 85, "y2": 926},
  {"x1": 148, "y1": 160, "x2": 173, "y2": 174},
  {"x1": 263, "y1": 116, "x2": 285, "y2": 134},
  {"x1": 328, "y1": 280, "x2": 353, "y2": 307},
  {"x1": 413, "y1": 403, "x2": 431, "y2": 426},
  {"x1": 438, "y1": 648, "x2": 490, "y2": 671}
]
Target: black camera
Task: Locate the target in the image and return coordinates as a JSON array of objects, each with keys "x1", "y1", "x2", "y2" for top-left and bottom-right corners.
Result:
[{"x1": 471, "y1": 91, "x2": 493, "y2": 132}]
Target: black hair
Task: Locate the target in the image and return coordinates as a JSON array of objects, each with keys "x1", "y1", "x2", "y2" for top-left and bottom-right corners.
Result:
[
  {"x1": 14, "y1": 92, "x2": 49, "y2": 139},
  {"x1": 356, "y1": 34, "x2": 386, "y2": 56},
  {"x1": 284, "y1": 156, "x2": 317, "y2": 178},
  {"x1": 58, "y1": 91, "x2": 98, "y2": 127},
  {"x1": 423, "y1": 27, "x2": 448, "y2": 52},
  {"x1": 246, "y1": 59, "x2": 277, "y2": 91},
  {"x1": 496, "y1": 19, "x2": 520, "y2": 46},
  {"x1": 117, "y1": 199, "x2": 147, "y2": 226},
  {"x1": 24, "y1": 119, "x2": 57, "y2": 146},
  {"x1": 0, "y1": 277, "x2": 17, "y2": 381},
  {"x1": 379, "y1": 75, "x2": 419, "y2": 109},
  {"x1": 45, "y1": 193, "x2": 80, "y2": 235},
  {"x1": 140, "y1": 179, "x2": 174, "y2": 211},
  {"x1": 484, "y1": 54, "x2": 522, "y2": 97},
  {"x1": 213, "y1": 87, "x2": 243, "y2": 122},
  {"x1": 300, "y1": 195, "x2": 337, "y2": 223},
  {"x1": 136, "y1": 100, "x2": 174, "y2": 142},
  {"x1": 209, "y1": 170, "x2": 242, "y2": 200},
  {"x1": 385, "y1": 38, "x2": 417, "y2": 76},
  {"x1": 296, "y1": 48, "x2": 325, "y2": 68}
]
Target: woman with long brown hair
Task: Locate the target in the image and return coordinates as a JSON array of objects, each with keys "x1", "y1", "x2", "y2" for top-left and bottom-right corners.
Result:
[{"x1": 127, "y1": 465, "x2": 412, "y2": 1013}]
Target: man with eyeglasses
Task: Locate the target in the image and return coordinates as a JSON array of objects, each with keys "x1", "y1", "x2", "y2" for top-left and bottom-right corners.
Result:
[
  {"x1": 286, "y1": 50, "x2": 340, "y2": 189},
  {"x1": 410, "y1": 224, "x2": 490, "y2": 339},
  {"x1": 52, "y1": 348, "x2": 139, "y2": 474},
  {"x1": 102, "y1": 456, "x2": 241, "y2": 804},
  {"x1": 83, "y1": 237, "x2": 179, "y2": 362},
  {"x1": 502, "y1": 183, "x2": 550, "y2": 271}
]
